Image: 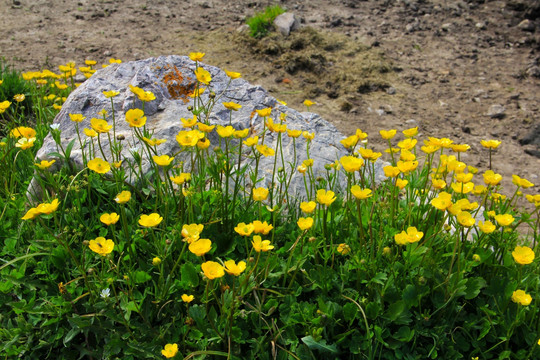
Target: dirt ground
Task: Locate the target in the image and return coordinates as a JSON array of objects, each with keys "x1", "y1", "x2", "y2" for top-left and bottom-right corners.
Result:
[{"x1": 1, "y1": 0, "x2": 539, "y2": 207}]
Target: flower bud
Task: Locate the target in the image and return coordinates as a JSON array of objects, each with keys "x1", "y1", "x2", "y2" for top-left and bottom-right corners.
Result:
[{"x1": 116, "y1": 134, "x2": 125, "y2": 141}]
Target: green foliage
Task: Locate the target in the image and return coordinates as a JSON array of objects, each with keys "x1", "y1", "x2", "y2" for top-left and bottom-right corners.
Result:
[
  {"x1": 1, "y1": 58, "x2": 540, "y2": 359},
  {"x1": 246, "y1": 5, "x2": 286, "y2": 38}
]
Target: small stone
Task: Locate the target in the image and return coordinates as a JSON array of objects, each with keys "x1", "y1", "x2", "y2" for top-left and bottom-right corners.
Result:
[
  {"x1": 375, "y1": 109, "x2": 385, "y2": 116},
  {"x1": 405, "y1": 119, "x2": 417, "y2": 124},
  {"x1": 518, "y1": 19, "x2": 535, "y2": 32},
  {"x1": 273, "y1": 12, "x2": 300, "y2": 37},
  {"x1": 441, "y1": 23, "x2": 452, "y2": 31},
  {"x1": 461, "y1": 126, "x2": 471, "y2": 134},
  {"x1": 509, "y1": 93, "x2": 520, "y2": 100},
  {"x1": 386, "y1": 87, "x2": 396, "y2": 95},
  {"x1": 486, "y1": 104, "x2": 506, "y2": 118},
  {"x1": 475, "y1": 22, "x2": 486, "y2": 30}
]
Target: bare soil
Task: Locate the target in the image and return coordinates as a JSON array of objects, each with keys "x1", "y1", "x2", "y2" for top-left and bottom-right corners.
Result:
[{"x1": 1, "y1": 0, "x2": 540, "y2": 203}]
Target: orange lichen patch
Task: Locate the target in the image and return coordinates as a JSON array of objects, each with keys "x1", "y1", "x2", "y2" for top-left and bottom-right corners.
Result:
[{"x1": 161, "y1": 65, "x2": 196, "y2": 103}]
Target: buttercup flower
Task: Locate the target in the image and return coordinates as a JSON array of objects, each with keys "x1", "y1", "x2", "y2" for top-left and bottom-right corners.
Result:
[
  {"x1": 100, "y1": 212, "x2": 120, "y2": 226},
  {"x1": 303, "y1": 99, "x2": 315, "y2": 107},
  {"x1": 161, "y1": 343, "x2": 178, "y2": 358},
  {"x1": 483, "y1": 170, "x2": 502, "y2": 186},
  {"x1": 90, "y1": 118, "x2": 112, "y2": 133},
  {"x1": 88, "y1": 158, "x2": 111, "y2": 174},
  {"x1": 89, "y1": 237, "x2": 114, "y2": 256},
  {"x1": 176, "y1": 130, "x2": 203, "y2": 147},
  {"x1": 223, "y1": 102, "x2": 242, "y2": 111},
  {"x1": 152, "y1": 257, "x2": 161, "y2": 266},
  {"x1": 224, "y1": 69, "x2": 241, "y2": 79},
  {"x1": 21, "y1": 207, "x2": 41, "y2": 220},
  {"x1": 512, "y1": 246, "x2": 535, "y2": 265},
  {"x1": 35, "y1": 159, "x2": 56, "y2": 170},
  {"x1": 243, "y1": 136, "x2": 259, "y2": 147},
  {"x1": 316, "y1": 189, "x2": 336, "y2": 207},
  {"x1": 153, "y1": 155, "x2": 174, "y2": 166},
  {"x1": 182, "y1": 223, "x2": 204, "y2": 243},
  {"x1": 201, "y1": 261, "x2": 225, "y2": 280},
  {"x1": 396, "y1": 178, "x2": 408, "y2": 190},
  {"x1": 224, "y1": 260, "x2": 247, "y2": 276},
  {"x1": 512, "y1": 174, "x2": 534, "y2": 188},
  {"x1": 337, "y1": 243, "x2": 351, "y2": 255},
  {"x1": 125, "y1": 108, "x2": 146, "y2": 128},
  {"x1": 380, "y1": 129, "x2": 397, "y2": 140},
  {"x1": 170, "y1": 173, "x2": 191, "y2": 185},
  {"x1": 351, "y1": 185, "x2": 372, "y2": 200},
  {"x1": 398, "y1": 138, "x2": 417, "y2": 151},
  {"x1": 394, "y1": 227, "x2": 424, "y2": 245},
  {"x1": 494, "y1": 214, "x2": 514, "y2": 227},
  {"x1": 478, "y1": 220, "x2": 496, "y2": 234},
  {"x1": 252, "y1": 235, "x2": 274, "y2": 252},
  {"x1": 194, "y1": 67, "x2": 212, "y2": 85},
  {"x1": 216, "y1": 125, "x2": 234, "y2": 138},
  {"x1": 189, "y1": 239, "x2": 212, "y2": 256},
  {"x1": 15, "y1": 137, "x2": 36, "y2": 150},
  {"x1": 297, "y1": 217, "x2": 314, "y2": 231},
  {"x1": 252, "y1": 220, "x2": 273, "y2": 235},
  {"x1": 235, "y1": 222, "x2": 254, "y2": 236},
  {"x1": 139, "y1": 213, "x2": 163, "y2": 227},
  {"x1": 233, "y1": 129, "x2": 249, "y2": 138},
  {"x1": 431, "y1": 191, "x2": 453, "y2": 211},
  {"x1": 383, "y1": 166, "x2": 400, "y2": 178},
  {"x1": 256, "y1": 144, "x2": 275, "y2": 157},
  {"x1": 181, "y1": 115, "x2": 198, "y2": 128},
  {"x1": 340, "y1": 156, "x2": 364, "y2": 173},
  {"x1": 511, "y1": 290, "x2": 532, "y2": 306},
  {"x1": 181, "y1": 294, "x2": 194, "y2": 303},
  {"x1": 114, "y1": 190, "x2": 131, "y2": 204},
  {"x1": 103, "y1": 90, "x2": 120, "y2": 98},
  {"x1": 189, "y1": 52, "x2": 205, "y2": 61},
  {"x1": 256, "y1": 107, "x2": 272, "y2": 117},
  {"x1": 252, "y1": 187, "x2": 269, "y2": 202},
  {"x1": 457, "y1": 211, "x2": 475, "y2": 227},
  {"x1": 300, "y1": 201, "x2": 317, "y2": 214},
  {"x1": 302, "y1": 131, "x2": 315, "y2": 141},
  {"x1": 84, "y1": 128, "x2": 98, "y2": 137},
  {"x1": 481, "y1": 139, "x2": 501, "y2": 149},
  {"x1": 10, "y1": 126, "x2": 36, "y2": 138},
  {"x1": 402, "y1": 127, "x2": 418, "y2": 137}
]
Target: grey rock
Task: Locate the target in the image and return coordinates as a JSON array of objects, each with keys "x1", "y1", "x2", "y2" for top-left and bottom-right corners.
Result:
[
  {"x1": 486, "y1": 104, "x2": 505, "y2": 119},
  {"x1": 32, "y1": 55, "x2": 385, "y2": 200},
  {"x1": 386, "y1": 86, "x2": 396, "y2": 95},
  {"x1": 518, "y1": 19, "x2": 535, "y2": 32},
  {"x1": 273, "y1": 12, "x2": 300, "y2": 36},
  {"x1": 475, "y1": 22, "x2": 486, "y2": 30}
]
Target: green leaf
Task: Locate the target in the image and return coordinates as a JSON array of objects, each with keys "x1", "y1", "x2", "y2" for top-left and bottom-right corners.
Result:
[
  {"x1": 385, "y1": 300, "x2": 406, "y2": 321},
  {"x1": 301, "y1": 336, "x2": 338, "y2": 354},
  {"x1": 132, "y1": 270, "x2": 152, "y2": 284},
  {"x1": 365, "y1": 302, "x2": 380, "y2": 319},
  {"x1": 342, "y1": 302, "x2": 357, "y2": 321},
  {"x1": 181, "y1": 262, "x2": 199, "y2": 288},
  {"x1": 370, "y1": 272, "x2": 387, "y2": 285},
  {"x1": 63, "y1": 328, "x2": 80, "y2": 345},
  {"x1": 393, "y1": 326, "x2": 414, "y2": 342},
  {"x1": 465, "y1": 277, "x2": 486, "y2": 300},
  {"x1": 402, "y1": 284, "x2": 419, "y2": 307}
]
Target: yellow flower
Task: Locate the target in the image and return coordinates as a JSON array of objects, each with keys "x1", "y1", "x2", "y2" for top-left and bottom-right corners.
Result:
[
  {"x1": 302, "y1": 131, "x2": 315, "y2": 141},
  {"x1": 494, "y1": 214, "x2": 514, "y2": 227},
  {"x1": 197, "y1": 137, "x2": 211, "y2": 150},
  {"x1": 297, "y1": 217, "x2": 314, "y2": 231},
  {"x1": 451, "y1": 182, "x2": 474, "y2": 194},
  {"x1": 100, "y1": 212, "x2": 120, "y2": 226},
  {"x1": 297, "y1": 165, "x2": 307, "y2": 174},
  {"x1": 52, "y1": 104, "x2": 63, "y2": 110},
  {"x1": 152, "y1": 257, "x2": 161, "y2": 266},
  {"x1": 69, "y1": 113, "x2": 85, "y2": 122},
  {"x1": 473, "y1": 185, "x2": 487, "y2": 195},
  {"x1": 256, "y1": 144, "x2": 275, "y2": 157},
  {"x1": 454, "y1": 173, "x2": 473, "y2": 183},
  {"x1": 337, "y1": 243, "x2": 351, "y2": 255},
  {"x1": 396, "y1": 178, "x2": 408, "y2": 190},
  {"x1": 224, "y1": 69, "x2": 241, "y2": 79},
  {"x1": 252, "y1": 220, "x2": 273, "y2": 235},
  {"x1": 340, "y1": 156, "x2": 364, "y2": 173},
  {"x1": 21, "y1": 207, "x2": 41, "y2": 220},
  {"x1": 380, "y1": 129, "x2": 397, "y2": 140},
  {"x1": 477, "y1": 220, "x2": 496, "y2": 234},
  {"x1": 153, "y1": 155, "x2": 174, "y2": 166},
  {"x1": 170, "y1": 173, "x2": 191, "y2": 185},
  {"x1": 224, "y1": 260, "x2": 247, "y2": 276},
  {"x1": 383, "y1": 166, "x2": 400, "y2": 178},
  {"x1": 176, "y1": 130, "x2": 203, "y2": 147},
  {"x1": 125, "y1": 108, "x2": 146, "y2": 128},
  {"x1": 402, "y1": 127, "x2": 418, "y2": 137},
  {"x1": 114, "y1": 191, "x2": 131, "y2": 204},
  {"x1": 397, "y1": 160, "x2": 419, "y2": 175},
  {"x1": 316, "y1": 189, "x2": 336, "y2": 207},
  {"x1": 13, "y1": 94, "x2": 25, "y2": 102},
  {"x1": 512, "y1": 246, "x2": 535, "y2": 265},
  {"x1": 303, "y1": 159, "x2": 314, "y2": 167},
  {"x1": 88, "y1": 158, "x2": 111, "y2": 174},
  {"x1": 287, "y1": 129, "x2": 302, "y2": 138},
  {"x1": 431, "y1": 191, "x2": 453, "y2": 211},
  {"x1": 189, "y1": 52, "x2": 205, "y2": 61},
  {"x1": 34, "y1": 199, "x2": 59, "y2": 215},
  {"x1": 256, "y1": 107, "x2": 272, "y2": 117},
  {"x1": 253, "y1": 187, "x2": 269, "y2": 202},
  {"x1": 89, "y1": 237, "x2": 114, "y2": 256},
  {"x1": 235, "y1": 222, "x2": 255, "y2": 236},
  {"x1": 194, "y1": 67, "x2": 212, "y2": 85},
  {"x1": 90, "y1": 118, "x2": 112, "y2": 133},
  {"x1": 190, "y1": 87, "x2": 205, "y2": 98},
  {"x1": 181, "y1": 115, "x2": 198, "y2": 128},
  {"x1": 394, "y1": 227, "x2": 424, "y2": 245},
  {"x1": 35, "y1": 159, "x2": 56, "y2": 170},
  {"x1": 223, "y1": 102, "x2": 242, "y2": 111},
  {"x1": 300, "y1": 201, "x2": 317, "y2": 214},
  {"x1": 526, "y1": 194, "x2": 540, "y2": 207},
  {"x1": 472, "y1": 254, "x2": 481, "y2": 262},
  {"x1": 252, "y1": 235, "x2": 274, "y2": 252},
  {"x1": 483, "y1": 170, "x2": 502, "y2": 186},
  {"x1": 451, "y1": 143, "x2": 470, "y2": 153},
  {"x1": 511, "y1": 290, "x2": 532, "y2": 306},
  {"x1": 139, "y1": 213, "x2": 163, "y2": 227},
  {"x1": 128, "y1": 85, "x2": 155, "y2": 102},
  {"x1": 512, "y1": 174, "x2": 534, "y2": 188},
  {"x1": 85, "y1": 60, "x2": 97, "y2": 66},
  {"x1": 351, "y1": 185, "x2": 372, "y2": 200},
  {"x1": 340, "y1": 135, "x2": 359, "y2": 149},
  {"x1": 15, "y1": 137, "x2": 36, "y2": 150},
  {"x1": 181, "y1": 294, "x2": 194, "y2": 303},
  {"x1": 229, "y1": 130, "x2": 248, "y2": 140},
  {"x1": 161, "y1": 343, "x2": 179, "y2": 358},
  {"x1": 188, "y1": 238, "x2": 212, "y2": 256},
  {"x1": 399, "y1": 149, "x2": 416, "y2": 162},
  {"x1": 109, "y1": 58, "x2": 122, "y2": 64},
  {"x1": 142, "y1": 137, "x2": 167, "y2": 146},
  {"x1": 481, "y1": 139, "x2": 501, "y2": 149},
  {"x1": 103, "y1": 90, "x2": 120, "y2": 98},
  {"x1": 457, "y1": 211, "x2": 475, "y2": 227},
  {"x1": 421, "y1": 144, "x2": 440, "y2": 154},
  {"x1": 84, "y1": 128, "x2": 98, "y2": 137},
  {"x1": 357, "y1": 148, "x2": 381, "y2": 162},
  {"x1": 182, "y1": 223, "x2": 204, "y2": 243},
  {"x1": 10, "y1": 126, "x2": 36, "y2": 138},
  {"x1": 216, "y1": 125, "x2": 235, "y2": 138},
  {"x1": 0, "y1": 100, "x2": 11, "y2": 113},
  {"x1": 197, "y1": 123, "x2": 216, "y2": 133},
  {"x1": 397, "y1": 138, "x2": 417, "y2": 151},
  {"x1": 243, "y1": 136, "x2": 259, "y2": 147},
  {"x1": 201, "y1": 261, "x2": 225, "y2": 280},
  {"x1": 303, "y1": 99, "x2": 315, "y2": 107}
]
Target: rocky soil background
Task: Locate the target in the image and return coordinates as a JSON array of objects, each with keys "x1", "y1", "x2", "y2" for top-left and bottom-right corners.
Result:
[{"x1": 1, "y1": 0, "x2": 539, "y2": 207}]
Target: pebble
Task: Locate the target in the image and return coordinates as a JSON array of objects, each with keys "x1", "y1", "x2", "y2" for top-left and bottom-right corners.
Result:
[
  {"x1": 475, "y1": 22, "x2": 486, "y2": 30},
  {"x1": 486, "y1": 104, "x2": 505, "y2": 118},
  {"x1": 386, "y1": 87, "x2": 396, "y2": 95},
  {"x1": 518, "y1": 19, "x2": 535, "y2": 32}
]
